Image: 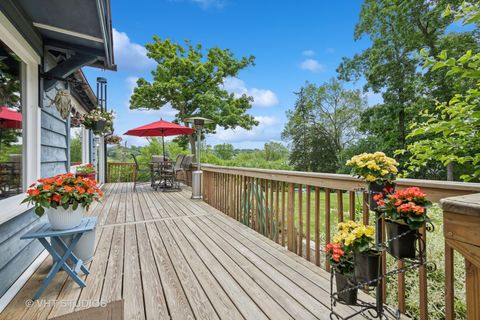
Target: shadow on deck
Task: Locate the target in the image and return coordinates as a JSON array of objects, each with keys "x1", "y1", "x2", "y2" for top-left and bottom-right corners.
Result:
[{"x1": 0, "y1": 183, "x2": 395, "y2": 320}]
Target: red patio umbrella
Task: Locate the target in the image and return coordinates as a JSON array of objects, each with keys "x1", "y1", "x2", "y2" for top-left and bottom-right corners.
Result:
[
  {"x1": 0, "y1": 107, "x2": 22, "y2": 154},
  {"x1": 0, "y1": 106, "x2": 22, "y2": 129},
  {"x1": 124, "y1": 119, "x2": 195, "y2": 159}
]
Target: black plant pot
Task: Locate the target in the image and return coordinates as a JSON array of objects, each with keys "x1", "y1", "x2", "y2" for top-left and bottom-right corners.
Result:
[
  {"x1": 335, "y1": 273, "x2": 357, "y2": 305},
  {"x1": 386, "y1": 220, "x2": 417, "y2": 259},
  {"x1": 368, "y1": 182, "x2": 395, "y2": 211},
  {"x1": 354, "y1": 251, "x2": 380, "y2": 286},
  {"x1": 93, "y1": 120, "x2": 106, "y2": 132}
]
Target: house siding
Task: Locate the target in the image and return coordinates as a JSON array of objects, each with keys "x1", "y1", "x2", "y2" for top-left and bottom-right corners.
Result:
[{"x1": 0, "y1": 59, "x2": 71, "y2": 298}]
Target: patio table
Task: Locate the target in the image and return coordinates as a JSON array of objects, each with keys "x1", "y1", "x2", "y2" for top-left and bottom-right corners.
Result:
[
  {"x1": 20, "y1": 217, "x2": 96, "y2": 300},
  {"x1": 149, "y1": 161, "x2": 180, "y2": 191}
]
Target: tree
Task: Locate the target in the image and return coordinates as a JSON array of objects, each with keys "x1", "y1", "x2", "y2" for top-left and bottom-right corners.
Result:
[
  {"x1": 337, "y1": 0, "x2": 464, "y2": 157},
  {"x1": 405, "y1": 2, "x2": 480, "y2": 182},
  {"x1": 129, "y1": 38, "x2": 258, "y2": 155},
  {"x1": 264, "y1": 142, "x2": 288, "y2": 161},
  {"x1": 214, "y1": 143, "x2": 234, "y2": 160},
  {"x1": 282, "y1": 79, "x2": 365, "y2": 172}
]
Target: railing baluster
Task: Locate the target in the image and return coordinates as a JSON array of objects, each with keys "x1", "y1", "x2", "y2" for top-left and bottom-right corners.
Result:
[
  {"x1": 363, "y1": 191, "x2": 369, "y2": 225},
  {"x1": 270, "y1": 180, "x2": 274, "y2": 240},
  {"x1": 287, "y1": 183, "x2": 295, "y2": 252},
  {"x1": 337, "y1": 190, "x2": 343, "y2": 222},
  {"x1": 315, "y1": 186, "x2": 320, "y2": 266},
  {"x1": 306, "y1": 185, "x2": 311, "y2": 261},
  {"x1": 349, "y1": 191, "x2": 355, "y2": 220},
  {"x1": 298, "y1": 184, "x2": 303, "y2": 257},
  {"x1": 275, "y1": 180, "x2": 279, "y2": 243},
  {"x1": 281, "y1": 182, "x2": 286, "y2": 247},
  {"x1": 325, "y1": 188, "x2": 331, "y2": 271},
  {"x1": 445, "y1": 242, "x2": 454, "y2": 319}
]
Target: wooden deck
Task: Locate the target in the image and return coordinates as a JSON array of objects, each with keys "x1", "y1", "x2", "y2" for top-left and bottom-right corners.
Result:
[{"x1": 1, "y1": 183, "x2": 384, "y2": 320}]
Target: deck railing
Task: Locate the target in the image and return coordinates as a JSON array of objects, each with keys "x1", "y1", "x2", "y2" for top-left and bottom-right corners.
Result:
[
  {"x1": 201, "y1": 164, "x2": 480, "y2": 319},
  {"x1": 106, "y1": 162, "x2": 136, "y2": 183}
]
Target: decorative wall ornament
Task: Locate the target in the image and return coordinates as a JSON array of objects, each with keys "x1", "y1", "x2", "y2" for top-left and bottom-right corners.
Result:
[{"x1": 53, "y1": 89, "x2": 73, "y2": 119}]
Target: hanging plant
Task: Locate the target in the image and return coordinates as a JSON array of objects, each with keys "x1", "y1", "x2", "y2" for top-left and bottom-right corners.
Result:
[
  {"x1": 104, "y1": 134, "x2": 122, "y2": 145},
  {"x1": 83, "y1": 108, "x2": 114, "y2": 135},
  {"x1": 70, "y1": 111, "x2": 84, "y2": 127}
]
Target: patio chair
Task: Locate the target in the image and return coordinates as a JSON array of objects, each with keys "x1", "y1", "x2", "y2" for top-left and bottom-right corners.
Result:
[
  {"x1": 151, "y1": 155, "x2": 168, "y2": 163},
  {"x1": 131, "y1": 154, "x2": 154, "y2": 191},
  {"x1": 175, "y1": 154, "x2": 194, "y2": 184}
]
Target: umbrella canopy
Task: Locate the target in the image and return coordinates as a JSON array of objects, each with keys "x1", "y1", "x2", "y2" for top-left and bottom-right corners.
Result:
[
  {"x1": 124, "y1": 119, "x2": 194, "y2": 137},
  {"x1": 124, "y1": 119, "x2": 195, "y2": 159},
  {"x1": 0, "y1": 107, "x2": 22, "y2": 129}
]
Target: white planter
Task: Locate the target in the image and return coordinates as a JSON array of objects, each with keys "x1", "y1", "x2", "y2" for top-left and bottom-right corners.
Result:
[
  {"x1": 53, "y1": 229, "x2": 96, "y2": 263},
  {"x1": 47, "y1": 207, "x2": 84, "y2": 230}
]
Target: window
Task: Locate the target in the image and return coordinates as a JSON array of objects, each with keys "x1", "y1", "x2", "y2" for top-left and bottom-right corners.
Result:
[{"x1": 0, "y1": 40, "x2": 23, "y2": 200}]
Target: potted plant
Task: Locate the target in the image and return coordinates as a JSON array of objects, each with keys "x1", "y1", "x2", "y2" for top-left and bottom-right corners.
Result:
[
  {"x1": 334, "y1": 220, "x2": 380, "y2": 286},
  {"x1": 83, "y1": 108, "x2": 114, "y2": 135},
  {"x1": 75, "y1": 164, "x2": 96, "y2": 180},
  {"x1": 104, "y1": 134, "x2": 123, "y2": 145},
  {"x1": 375, "y1": 187, "x2": 431, "y2": 258},
  {"x1": 326, "y1": 242, "x2": 356, "y2": 305},
  {"x1": 22, "y1": 173, "x2": 103, "y2": 230},
  {"x1": 346, "y1": 152, "x2": 398, "y2": 210}
]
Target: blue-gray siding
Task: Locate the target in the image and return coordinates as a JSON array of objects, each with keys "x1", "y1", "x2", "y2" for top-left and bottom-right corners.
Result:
[{"x1": 0, "y1": 69, "x2": 70, "y2": 298}]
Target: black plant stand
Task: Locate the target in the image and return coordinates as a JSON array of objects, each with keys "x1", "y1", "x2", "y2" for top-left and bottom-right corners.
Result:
[{"x1": 329, "y1": 190, "x2": 431, "y2": 320}]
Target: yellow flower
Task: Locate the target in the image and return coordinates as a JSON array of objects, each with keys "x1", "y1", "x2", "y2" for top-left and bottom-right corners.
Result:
[
  {"x1": 366, "y1": 174, "x2": 376, "y2": 182},
  {"x1": 365, "y1": 226, "x2": 375, "y2": 237}
]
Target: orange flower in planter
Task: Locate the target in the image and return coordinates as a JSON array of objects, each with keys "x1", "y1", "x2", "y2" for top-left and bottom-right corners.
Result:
[{"x1": 22, "y1": 173, "x2": 103, "y2": 216}]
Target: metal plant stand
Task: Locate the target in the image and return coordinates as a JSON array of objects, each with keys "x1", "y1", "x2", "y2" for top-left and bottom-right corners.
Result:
[{"x1": 329, "y1": 189, "x2": 434, "y2": 320}]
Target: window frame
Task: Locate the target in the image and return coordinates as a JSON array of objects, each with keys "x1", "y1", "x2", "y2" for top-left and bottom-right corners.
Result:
[{"x1": 0, "y1": 11, "x2": 41, "y2": 224}]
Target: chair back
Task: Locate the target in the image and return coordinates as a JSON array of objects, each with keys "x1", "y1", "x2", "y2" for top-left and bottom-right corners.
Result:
[
  {"x1": 182, "y1": 154, "x2": 194, "y2": 169},
  {"x1": 131, "y1": 154, "x2": 140, "y2": 169},
  {"x1": 151, "y1": 155, "x2": 167, "y2": 163},
  {"x1": 174, "y1": 154, "x2": 186, "y2": 171}
]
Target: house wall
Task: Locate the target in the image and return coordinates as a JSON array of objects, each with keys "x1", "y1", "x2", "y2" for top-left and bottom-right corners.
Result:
[{"x1": 0, "y1": 58, "x2": 71, "y2": 299}]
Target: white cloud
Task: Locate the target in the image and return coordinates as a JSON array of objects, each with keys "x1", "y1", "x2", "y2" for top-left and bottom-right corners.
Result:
[
  {"x1": 209, "y1": 115, "x2": 281, "y2": 143},
  {"x1": 126, "y1": 76, "x2": 139, "y2": 95},
  {"x1": 300, "y1": 59, "x2": 324, "y2": 72},
  {"x1": 303, "y1": 50, "x2": 316, "y2": 57},
  {"x1": 113, "y1": 29, "x2": 155, "y2": 72},
  {"x1": 223, "y1": 77, "x2": 279, "y2": 107}
]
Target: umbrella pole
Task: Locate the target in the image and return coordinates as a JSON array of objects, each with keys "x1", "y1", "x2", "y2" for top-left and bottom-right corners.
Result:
[{"x1": 162, "y1": 135, "x2": 166, "y2": 160}]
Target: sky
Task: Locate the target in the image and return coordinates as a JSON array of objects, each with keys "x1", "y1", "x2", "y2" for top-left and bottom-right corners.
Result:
[{"x1": 83, "y1": 0, "x2": 378, "y2": 149}]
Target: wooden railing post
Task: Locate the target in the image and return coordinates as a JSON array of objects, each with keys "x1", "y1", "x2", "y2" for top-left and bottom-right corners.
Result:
[{"x1": 441, "y1": 193, "x2": 480, "y2": 320}]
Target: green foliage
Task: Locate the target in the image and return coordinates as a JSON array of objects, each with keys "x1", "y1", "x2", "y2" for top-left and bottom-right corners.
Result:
[
  {"x1": 213, "y1": 143, "x2": 234, "y2": 160},
  {"x1": 337, "y1": 0, "x2": 474, "y2": 174},
  {"x1": 201, "y1": 142, "x2": 291, "y2": 170},
  {"x1": 129, "y1": 37, "x2": 258, "y2": 153},
  {"x1": 70, "y1": 133, "x2": 82, "y2": 164},
  {"x1": 404, "y1": 2, "x2": 480, "y2": 181},
  {"x1": 282, "y1": 79, "x2": 365, "y2": 172}
]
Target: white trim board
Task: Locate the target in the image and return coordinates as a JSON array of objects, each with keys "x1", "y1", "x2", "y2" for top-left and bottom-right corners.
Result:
[
  {"x1": 32, "y1": 22, "x2": 104, "y2": 43},
  {"x1": 0, "y1": 250, "x2": 48, "y2": 313}
]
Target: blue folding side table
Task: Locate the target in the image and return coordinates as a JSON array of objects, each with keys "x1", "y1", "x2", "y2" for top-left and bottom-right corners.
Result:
[{"x1": 21, "y1": 217, "x2": 97, "y2": 300}]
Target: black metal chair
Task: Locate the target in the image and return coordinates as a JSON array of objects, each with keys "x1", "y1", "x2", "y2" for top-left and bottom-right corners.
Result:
[{"x1": 131, "y1": 154, "x2": 155, "y2": 191}]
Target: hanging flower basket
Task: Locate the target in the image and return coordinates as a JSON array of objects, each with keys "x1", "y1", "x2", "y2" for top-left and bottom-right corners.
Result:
[
  {"x1": 104, "y1": 134, "x2": 123, "y2": 145},
  {"x1": 385, "y1": 220, "x2": 417, "y2": 259},
  {"x1": 354, "y1": 250, "x2": 381, "y2": 286},
  {"x1": 83, "y1": 108, "x2": 114, "y2": 135},
  {"x1": 94, "y1": 119, "x2": 106, "y2": 132},
  {"x1": 335, "y1": 272, "x2": 357, "y2": 305}
]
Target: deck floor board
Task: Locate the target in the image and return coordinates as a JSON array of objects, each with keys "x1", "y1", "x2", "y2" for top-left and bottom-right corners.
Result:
[{"x1": 1, "y1": 183, "x2": 397, "y2": 320}]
